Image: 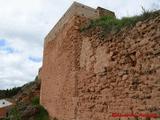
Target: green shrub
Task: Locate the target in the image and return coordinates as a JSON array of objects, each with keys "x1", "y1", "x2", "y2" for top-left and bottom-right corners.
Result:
[
  {"x1": 31, "y1": 97, "x2": 50, "y2": 120},
  {"x1": 34, "y1": 105, "x2": 49, "y2": 120},
  {"x1": 32, "y1": 96, "x2": 40, "y2": 106}
]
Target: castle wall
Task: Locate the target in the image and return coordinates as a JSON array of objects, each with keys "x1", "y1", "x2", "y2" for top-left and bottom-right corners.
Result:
[
  {"x1": 40, "y1": 16, "x2": 87, "y2": 120},
  {"x1": 40, "y1": 14, "x2": 160, "y2": 120}
]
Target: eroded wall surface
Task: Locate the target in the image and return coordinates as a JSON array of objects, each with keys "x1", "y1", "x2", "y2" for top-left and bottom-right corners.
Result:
[
  {"x1": 40, "y1": 14, "x2": 160, "y2": 120},
  {"x1": 77, "y1": 15, "x2": 160, "y2": 120},
  {"x1": 40, "y1": 16, "x2": 86, "y2": 120}
]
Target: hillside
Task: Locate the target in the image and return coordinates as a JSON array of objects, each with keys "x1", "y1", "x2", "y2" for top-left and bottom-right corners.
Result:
[
  {"x1": 1, "y1": 77, "x2": 50, "y2": 120},
  {"x1": 0, "y1": 87, "x2": 21, "y2": 100}
]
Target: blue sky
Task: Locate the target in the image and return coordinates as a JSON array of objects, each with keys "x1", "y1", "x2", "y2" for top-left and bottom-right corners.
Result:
[
  {"x1": 0, "y1": 39, "x2": 15, "y2": 54},
  {"x1": 0, "y1": 0, "x2": 159, "y2": 89},
  {"x1": 29, "y1": 56, "x2": 42, "y2": 63},
  {"x1": 0, "y1": 39, "x2": 6, "y2": 46}
]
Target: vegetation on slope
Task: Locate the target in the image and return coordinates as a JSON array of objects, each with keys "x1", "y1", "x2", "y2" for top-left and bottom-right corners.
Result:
[
  {"x1": 1, "y1": 76, "x2": 50, "y2": 120},
  {"x1": 0, "y1": 76, "x2": 39, "y2": 99},
  {"x1": 4, "y1": 96, "x2": 49, "y2": 120},
  {"x1": 0, "y1": 87, "x2": 22, "y2": 99},
  {"x1": 80, "y1": 9, "x2": 160, "y2": 37},
  {"x1": 31, "y1": 96, "x2": 50, "y2": 120}
]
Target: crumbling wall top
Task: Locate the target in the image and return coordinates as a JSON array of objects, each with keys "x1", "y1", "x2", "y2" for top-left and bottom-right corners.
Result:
[{"x1": 45, "y1": 2, "x2": 115, "y2": 44}]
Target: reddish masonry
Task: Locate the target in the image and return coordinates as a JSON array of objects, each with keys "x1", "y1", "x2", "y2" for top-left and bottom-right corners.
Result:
[
  {"x1": 0, "y1": 108, "x2": 7, "y2": 118},
  {"x1": 40, "y1": 1, "x2": 160, "y2": 120},
  {"x1": 0, "y1": 99, "x2": 13, "y2": 119}
]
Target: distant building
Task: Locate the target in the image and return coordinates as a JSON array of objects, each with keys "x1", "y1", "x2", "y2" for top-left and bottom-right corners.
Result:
[{"x1": 0, "y1": 99, "x2": 13, "y2": 119}]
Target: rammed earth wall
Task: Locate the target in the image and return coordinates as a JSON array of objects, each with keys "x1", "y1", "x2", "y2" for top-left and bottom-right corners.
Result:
[
  {"x1": 76, "y1": 15, "x2": 160, "y2": 120},
  {"x1": 40, "y1": 2, "x2": 160, "y2": 120}
]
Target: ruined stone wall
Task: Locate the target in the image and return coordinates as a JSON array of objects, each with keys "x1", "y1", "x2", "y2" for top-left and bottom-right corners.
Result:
[
  {"x1": 76, "y1": 15, "x2": 160, "y2": 120},
  {"x1": 40, "y1": 14, "x2": 160, "y2": 120},
  {"x1": 40, "y1": 16, "x2": 87, "y2": 120}
]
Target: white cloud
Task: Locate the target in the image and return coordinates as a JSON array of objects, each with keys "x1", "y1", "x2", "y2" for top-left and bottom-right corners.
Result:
[
  {"x1": 0, "y1": 49, "x2": 41, "y2": 89},
  {"x1": 0, "y1": 0, "x2": 159, "y2": 89}
]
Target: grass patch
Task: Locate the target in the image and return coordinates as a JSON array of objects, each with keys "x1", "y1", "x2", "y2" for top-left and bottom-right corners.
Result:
[{"x1": 80, "y1": 10, "x2": 159, "y2": 37}]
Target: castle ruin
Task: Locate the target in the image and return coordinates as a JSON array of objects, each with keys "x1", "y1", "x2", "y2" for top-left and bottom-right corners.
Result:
[{"x1": 40, "y1": 2, "x2": 160, "y2": 120}]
